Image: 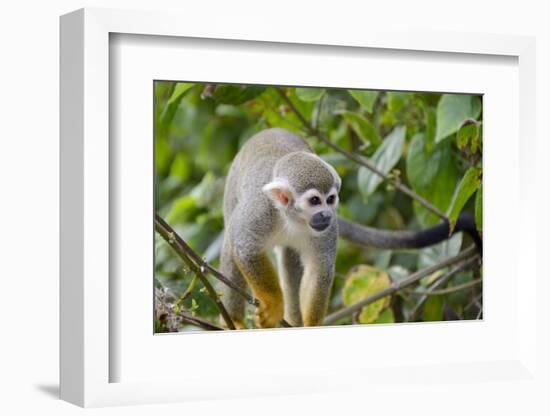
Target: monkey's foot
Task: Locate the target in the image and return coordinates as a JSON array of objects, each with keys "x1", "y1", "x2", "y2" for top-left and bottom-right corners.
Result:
[
  {"x1": 255, "y1": 299, "x2": 284, "y2": 328},
  {"x1": 233, "y1": 319, "x2": 247, "y2": 330},
  {"x1": 219, "y1": 316, "x2": 247, "y2": 330}
]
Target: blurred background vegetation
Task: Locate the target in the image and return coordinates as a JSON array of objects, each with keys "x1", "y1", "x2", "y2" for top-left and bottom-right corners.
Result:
[{"x1": 154, "y1": 82, "x2": 483, "y2": 332}]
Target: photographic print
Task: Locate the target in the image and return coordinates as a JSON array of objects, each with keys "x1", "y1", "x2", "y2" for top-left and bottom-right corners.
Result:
[{"x1": 154, "y1": 83, "x2": 482, "y2": 332}]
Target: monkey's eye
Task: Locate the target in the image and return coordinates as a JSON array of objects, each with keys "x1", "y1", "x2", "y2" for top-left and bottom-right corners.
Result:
[
  {"x1": 327, "y1": 195, "x2": 336, "y2": 205},
  {"x1": 309, "y1": 196, "x2": 322, "y2": 206}
]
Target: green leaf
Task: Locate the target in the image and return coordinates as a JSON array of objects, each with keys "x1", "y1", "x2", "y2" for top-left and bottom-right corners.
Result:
[
  {"x1": 423, "y1": 295, "x2": 443, "y2": 321},
  {"x1": 446, "y1": 167, "x2": 482, "y2": 232},
  {"x1": 158, "y1": 83, "x2": 195, "y2": 140},
  {"x1": 210, "y1": 85, "x2": 266, "y2": 105},
  {"x1": 415, "y1": 97, "x2": 437, "y2": 153},
  {"x1": 295, "y1": 87, "x2": 325, "y2": 102},
  {"x1": 341, "y1": 111, "x2": 381, "y2": 148},
  {"x1": 348, "y1": 90, "x2": 379, "y2": 113},
  {"x1": 418, "y1": 233, "x2": 462, "y2": 270},
  {"x1": 446, "y1": 271, "x2": 474, "y2": 308},
  {"x1": 190, "y1": 172, "x2": 224, "y2": 208},
  {"x1": 456, "y1": 122, "x2": 479, "y2": 152},
  {"x1": 167, "y1": 83, "x2": 194, "y2": 105},
  {"x1": 475, "y1": 185, "x2": 483, "y2": 235},
  {"x1": 374, "y1": 250, "x2": 392, "y2": 269},
  {"x1": 166, "y1": 195, "x2": 198, "y2": 224},
  {"x1": 406, "y1": 133, "x2": 458, "y2": 226},
  {"x1": 435, "y1": 95, "x2": 481, "y2": 143},
  {"x1": 169, "y1": 153, "x2": 191, "y2": 181},
  {"x1": 342, "y1": 265, "x2": 391, "y2": 324},
  {"x1": 155, "y1": 136, "x2": 171, "y2": 175},
  {"x1": 189, "y1": 298, "x2": 199, "y2": 316},
  {"x1": 372, "y1": 308, "x2": 395, "y2": 324},
  {"x1": 386, "y1": 92, "x2": 409, "y2": 113},
  {"x1": 246, "y1": 87, "x2": 303, "y2": 134},
  {"x1": 424, "y1": 105, "x2": 436, "y2": 153},
  {"x1": 387, "y1": 265, "x2": 409, "y2": 282},
  {"x1": 357, "y1": 126, "x2": 406, "y2": 199},
  {"x1": 406, "y1": 133, "x2": 441, "y2": 191}
]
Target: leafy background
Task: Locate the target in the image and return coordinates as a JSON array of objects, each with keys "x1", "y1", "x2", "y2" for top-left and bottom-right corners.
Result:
[{"x1": 154, "y1": 82, "x2": 483, "y2": 332}]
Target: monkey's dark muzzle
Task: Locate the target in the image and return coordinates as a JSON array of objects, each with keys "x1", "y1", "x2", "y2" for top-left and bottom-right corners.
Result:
[{"x1": 310, "y1": 211, "x2": 332, "y2": 232}]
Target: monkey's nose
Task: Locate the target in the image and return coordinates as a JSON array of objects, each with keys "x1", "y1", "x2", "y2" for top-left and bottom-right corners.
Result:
[
  {"x1": 311, "y1": 222, "x2": 330, "y2": 231},
  {"x1": 310, "y1": 211, "x2": 332, "y2": 231}
]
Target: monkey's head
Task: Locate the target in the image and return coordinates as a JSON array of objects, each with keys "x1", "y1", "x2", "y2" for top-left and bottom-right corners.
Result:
[{"x1": 262, "y1": 151, "x2": 341, "y2": 234}]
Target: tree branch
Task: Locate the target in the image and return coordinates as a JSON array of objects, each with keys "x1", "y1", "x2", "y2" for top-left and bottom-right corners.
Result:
[
  {"x1": 323, "y1": 246, "x2": 479, "y2": 325},
  {"x1": 178, "y1": 311, "x2": 224, "y2": 331},
  {"x1": 155, "y1": 283, "x2": 224, "y2": 331},
  {"x1": 276, "y1": 87, "x2": 448, "y2": 222},
  {"x1": 155, "y1": 215, "x2": 236, "y2": 329},
  {"x1": 155, "y1": 214, "x2": 292, "y2": 329},
  {"x1": 407, "y1": 256, "x2": 479, "y2": 320},
  {"x1": 407, "y1": 277, "x2": 482, "y2": 296},
  {"x1": 156, "y1": 214, "x2": 258, "y2": 307}
]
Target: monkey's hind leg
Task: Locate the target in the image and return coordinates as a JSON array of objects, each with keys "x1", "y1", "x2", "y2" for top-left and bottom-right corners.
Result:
[
  {"x1": 219, "y1": 236, "x2": 248, "y2": 329},
  {"x1": 233, "y1": 251, "x2": 284, "y2": 329},
  {"x1": 276, "y1": 247, "x2": 303, "y2": 327}
]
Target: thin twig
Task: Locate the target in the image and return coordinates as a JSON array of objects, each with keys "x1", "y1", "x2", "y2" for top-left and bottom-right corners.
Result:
[
  {"x1": 155, "y1": 283, "x2": 224, "y2": 331},
  {"x1": 407, "y1": 277, "x2": 482, "y2": 296},
  {"x1": 155, "y1": 216, "x2": 236, "y2": 330},
  {"x1": 176, "y1": 274, "x2": 198, "y2": 305},
  {"x1": 473, "y1": 295, "x2": 482, "y2": 310},
  {"x1": 313, "y1": 91, "x2": 326, "y2": 131},
  {"x1": 475, "y1": 305, "x2": 483, "y2": 320},
  {"x1": 276, "y1": 87, "x2": 448, "y2": 222},
  {"x1": 178, "y1": 311, "x2": 224, "y2": 331},
  {"x1": 323, "y1": 246, "x2": 479, "y2": 325},
  {"x1": 464, "y1": 293, "x2": 482, "y2": 313},
  {"x1": 156, "y1": 214, "x2": 258, "y2": 307},
  {"x1": 407, "y1": 257, "x2": 478, "y2": 320}
]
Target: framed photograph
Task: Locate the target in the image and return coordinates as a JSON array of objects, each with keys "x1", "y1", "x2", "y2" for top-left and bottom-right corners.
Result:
[
  {"x1": 152, "y1": 81, "x2": 483, "y2": 333},
  {"x1": 60, "y1": 8, "x2": 538, "y2": 408}
]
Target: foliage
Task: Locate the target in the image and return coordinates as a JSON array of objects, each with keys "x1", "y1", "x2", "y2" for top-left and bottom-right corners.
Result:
[
  {"x1": 342, "y1": 265, "x2": 393, "y2": 324},
  {"x1": 357, "y1": 126, "x2": 406, "y2": 200},
  {"x1": 154, "y1": 82, "x2": 483, "y2": 332}
]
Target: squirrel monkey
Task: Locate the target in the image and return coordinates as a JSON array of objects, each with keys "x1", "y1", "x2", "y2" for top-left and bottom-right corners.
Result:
[{"x1": 220, "y1": 128, "x2": 481, "y2": 329}]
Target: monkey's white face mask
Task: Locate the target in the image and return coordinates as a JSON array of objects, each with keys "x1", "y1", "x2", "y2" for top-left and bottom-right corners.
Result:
[{"x1": 263, "y1": 178, "x2": 339, "y2": 234}]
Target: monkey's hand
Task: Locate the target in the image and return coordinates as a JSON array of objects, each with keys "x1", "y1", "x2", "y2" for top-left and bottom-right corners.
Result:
[{"x1": 255, "y1": 293, "x2": 284, "y2": 328}]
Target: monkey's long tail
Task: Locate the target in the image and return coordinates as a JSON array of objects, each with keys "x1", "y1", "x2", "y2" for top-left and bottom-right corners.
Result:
[{"x1": 337, "y1": 212, "x2": 482, "y2": 252}]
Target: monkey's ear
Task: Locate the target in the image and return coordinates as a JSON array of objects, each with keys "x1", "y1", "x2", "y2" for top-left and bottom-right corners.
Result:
[{"x1": 262, "y1": 179, "x2": 292, "y2": 209}]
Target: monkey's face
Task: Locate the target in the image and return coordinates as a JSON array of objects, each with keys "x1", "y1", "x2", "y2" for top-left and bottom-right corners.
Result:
[
  {"x1": 294, "y1": 187, "x2": 339, "y2": 233},
  {"x1": 263, "y1": 177, "x2": 339, "y2": 235},
  {"x1": 263, "y1": 153, "x2": 341, "y2": 235}
]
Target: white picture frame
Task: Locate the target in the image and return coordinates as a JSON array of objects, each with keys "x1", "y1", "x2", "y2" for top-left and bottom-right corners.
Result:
[{"x1": 60, "y1": 7, "x2": 538, "y2": 408}]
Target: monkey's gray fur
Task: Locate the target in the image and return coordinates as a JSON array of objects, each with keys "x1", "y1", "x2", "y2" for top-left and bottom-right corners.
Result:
[{"x1": 220, "y1": 128, "x2": 339, "y2": 328}]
